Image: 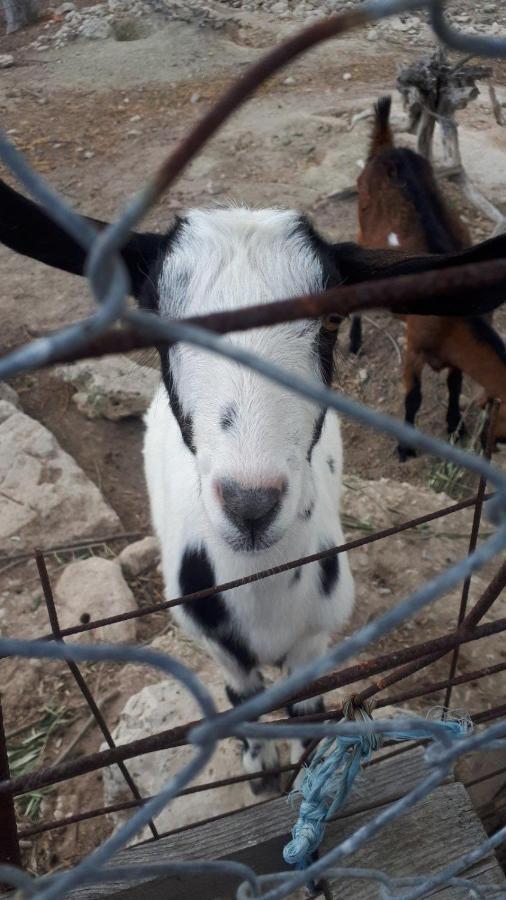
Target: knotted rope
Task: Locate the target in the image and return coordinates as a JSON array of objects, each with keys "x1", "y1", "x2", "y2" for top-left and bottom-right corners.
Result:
[{"x1": 283, "y1": 702, "x2": 471, "y2": 872}]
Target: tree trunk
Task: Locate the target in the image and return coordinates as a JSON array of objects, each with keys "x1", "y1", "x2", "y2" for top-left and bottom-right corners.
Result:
[{"x1": 2, "y1": 0, "x2": 38, "y2": 33}]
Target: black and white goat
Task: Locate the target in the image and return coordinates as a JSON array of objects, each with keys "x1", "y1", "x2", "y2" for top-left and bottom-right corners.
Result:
[{"x1": 1, "y1": 178, "x2": 505, "y2": 791}]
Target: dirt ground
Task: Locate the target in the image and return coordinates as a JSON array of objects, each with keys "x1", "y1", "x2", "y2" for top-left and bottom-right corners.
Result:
[{"x1": 1, "y1": 0, "x2": 506, "y2": 881}]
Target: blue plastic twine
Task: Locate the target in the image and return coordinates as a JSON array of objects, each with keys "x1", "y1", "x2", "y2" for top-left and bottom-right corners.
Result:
[{"x1": 283, "y1": 702, "x2": 470, "y2": 871}]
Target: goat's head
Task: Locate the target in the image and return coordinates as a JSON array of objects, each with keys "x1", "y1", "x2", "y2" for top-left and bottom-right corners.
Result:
[
  {"x1": 1, "y1": 178, "x2": 505, "y2": 552},
  {"x1": 152, "y1": 209, "x2": 340, "y2": 552}
]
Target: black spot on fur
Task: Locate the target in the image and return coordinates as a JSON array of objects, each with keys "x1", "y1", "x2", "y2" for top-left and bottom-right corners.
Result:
[
  {"x1": 220, "y1": 405, "x2": 237, "y2": 430},
  {"x1": 220, "y1": 632, "x2": 257, "y2": 672},
  {"x1": 226, "y1": 677, "x2": 264, "y2": 708},
  {"x1": 139, "y1": 216, "x2": 186, "y2": 312},
  {"x1": 142, "y1": 217, "x2": 198, "y2": 454},
  {"x1": 307, "y1": 410, "x2": 327, "y2": 462},
  {"x1": 327, "y1": 457, "x2": 336, "y2": 473},
  {"x1": 179, "y1": 545, "x2": 226, "y2": 629},
  {"x1": 314, "y1": 325, "x2": 337, "y2": 388},
  {"x1": 179, "y1": 545, "x2": 257, "y2": 670},
  {"x1": 293, "y1": 221, "x2": 340, "y2": 466},
  {"x1": 299, "y1": 502, "x2": 314, "y2": 521},
  {"x1": 290, "y1": 215, "x2": 343, "y2": 293},
  {"x1": 318, "y1": 550, "x2": 339, "y2": 596},
  {"x1": 286, "y1": 696, "x2": 325, "y2": 719},
  {"x1": 291, "y1": 568, "x2": 302, "y2": 585},
  {"x1": 161, "y1": 358, "x2": 196, "y2": 454}
]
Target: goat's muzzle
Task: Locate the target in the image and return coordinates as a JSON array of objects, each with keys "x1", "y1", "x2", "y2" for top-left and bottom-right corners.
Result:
[{"x1": 216, "y1": 478, "x2": 286, "y2": 550}]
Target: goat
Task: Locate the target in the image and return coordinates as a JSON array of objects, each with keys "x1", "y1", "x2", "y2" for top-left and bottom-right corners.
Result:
[
  {"x1": 353, "y1": 95, "x2": 506, "y2": 460},
  {"x1": 1, "y1": 176, "x2": 505, "y2": 790}
]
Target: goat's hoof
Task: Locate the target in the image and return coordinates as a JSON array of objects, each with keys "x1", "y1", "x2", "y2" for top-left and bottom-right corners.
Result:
[{"x1": 397, "y1": 444, "x2": 417, "y2": 462}]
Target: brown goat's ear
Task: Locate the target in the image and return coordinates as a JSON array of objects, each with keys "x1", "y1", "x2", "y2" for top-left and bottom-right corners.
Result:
[
  {"x1": 0, "y1": 177, "x2": 167, "y2": 304},
  {"x1": 334, "y1": 237, "x2": 506, "y2": 316}
]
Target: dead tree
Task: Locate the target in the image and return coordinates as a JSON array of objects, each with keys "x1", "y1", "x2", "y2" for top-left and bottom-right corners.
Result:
[
  {"x1": 396, "y1": 50, "x2": 506, "y2": 233},
  {"x1": 2, "y1": 0, "x2": 38, "y2": 33}
]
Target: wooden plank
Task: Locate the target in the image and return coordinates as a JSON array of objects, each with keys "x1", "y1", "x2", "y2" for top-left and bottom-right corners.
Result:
[
  {"x1": 4, "y1": 748, "x2": 500, "y2": 900},
  {"x1": 323, "y1": 781, "x2": 505, "y2": 899},
  {"x1": 48, "y1": 748, "x2": 463, "y2": 900}
]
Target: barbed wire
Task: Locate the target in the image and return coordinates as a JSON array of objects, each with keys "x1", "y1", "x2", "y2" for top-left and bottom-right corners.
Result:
[{"x1": 1, "y1": 0, "x2": 506, "y2": 898}]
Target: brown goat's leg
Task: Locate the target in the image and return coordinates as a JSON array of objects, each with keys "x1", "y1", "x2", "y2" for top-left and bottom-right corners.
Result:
[
  {"x1": 397, "y1": 351, "x2": 424, "y2": 462},
  {"x1": 446, "y1": 367, "x2": 466, "y2": 438},
  {"x1": 349, "y1": 315, "x2": 362, "y2": 355}
]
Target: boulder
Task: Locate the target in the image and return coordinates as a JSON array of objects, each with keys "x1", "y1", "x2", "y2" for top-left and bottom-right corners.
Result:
[
  {"x1": 0, "y1": 55, "x2": 14, "y2": 69},
  {"x1": 102, "y1": 668, "x2": 256, "y2": 841},
  {"x1": 0, "y1": 405, "x2": 120, "y2": 551},
  {"x1": 79, "y1": 16, "x2": 113, "y2": 40},
  {"x1": 0, "y1": 382, "x2": 20, "y2": 408},
  {"x1": 119, "y1": 536, "x2": 160, "y2": 577},
  {"x1": 52, "y1": 356, "x2": 159, "y2": 420},
  {"x1": 55, "y1": 557, "x2": 137, "y2": 643}
]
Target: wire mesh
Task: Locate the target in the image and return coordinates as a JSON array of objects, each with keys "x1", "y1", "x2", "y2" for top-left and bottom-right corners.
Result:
[{"x1": 1, "y1": 1, "x2": 506, "y2": 898}]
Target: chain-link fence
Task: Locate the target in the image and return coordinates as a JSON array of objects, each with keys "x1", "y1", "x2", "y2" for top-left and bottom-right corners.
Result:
[{"x1": 1, "y1": 1, "x2": 506, "y2": 898}]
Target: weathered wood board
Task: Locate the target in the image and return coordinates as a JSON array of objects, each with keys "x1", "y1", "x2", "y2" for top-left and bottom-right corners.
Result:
[{"x1": 5, "y1": 748, "x2": 505, "y2": 900}]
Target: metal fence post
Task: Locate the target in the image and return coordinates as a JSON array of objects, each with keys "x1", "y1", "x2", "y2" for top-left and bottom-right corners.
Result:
[{"x1": 0, "y1": 693, "x2": 21, "y2": 876}]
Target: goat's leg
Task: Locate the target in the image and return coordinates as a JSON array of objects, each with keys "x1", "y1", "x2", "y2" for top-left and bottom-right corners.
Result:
[
  {"x1": 397, "y1": 350, "x2": 424, "y2": 462},
  {"x1": 224, "y1": 667, "x2": 281, "y2": 796},
  {"x1": 349, "y1": 315, "x2": 363, "y2": 355},
  {"x1": 446, "y1": 367, "x2": 466, "y2": 438},
  {"x1": 283, "y1": 634, "x2": 329, "y2": 788}
]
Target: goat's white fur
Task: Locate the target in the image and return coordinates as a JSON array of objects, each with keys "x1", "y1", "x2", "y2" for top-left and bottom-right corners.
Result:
[{"x1": 144, "y1": 208, "x2": 355, "y2": 787}]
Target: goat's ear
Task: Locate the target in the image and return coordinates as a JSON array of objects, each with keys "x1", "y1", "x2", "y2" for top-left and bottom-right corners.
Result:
[
  {"x1": 0, "y1": 178, "x2": 167, "y2": 306},
  {"x1": 334, "y1": 236, "x2": 506, "y2": 316}
]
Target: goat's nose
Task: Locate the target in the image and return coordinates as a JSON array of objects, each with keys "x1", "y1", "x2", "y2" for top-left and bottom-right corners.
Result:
[{"x1": 218, "y1": 479, "x2": 285, "y2": 536}]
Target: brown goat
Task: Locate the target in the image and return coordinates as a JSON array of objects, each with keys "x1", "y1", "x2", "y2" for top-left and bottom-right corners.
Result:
[{"x1": 353, "y1": 95, "x2": 506, "y2": 460}]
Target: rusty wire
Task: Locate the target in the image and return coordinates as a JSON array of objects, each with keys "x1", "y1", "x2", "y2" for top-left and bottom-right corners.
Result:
[{"x1": 1, "y1": 1, "x2": 506, "y2": 899}]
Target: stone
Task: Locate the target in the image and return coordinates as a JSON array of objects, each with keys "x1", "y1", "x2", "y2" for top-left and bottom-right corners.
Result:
[
  {"x1": 55, "y1": 557, "x2": 137, "y2": 643},
  {"x1": 0, "y1": 405, "x2": 120, "y2": 551},
  {"x1": 79, "y1": 16, "x2": 113, "y2": 39},
  {"x1": 56, "y1": 1, "x2": 76, "y2": 12},
  {"x1": 52, "y1": 355, "x2": 159, "y2": 420},
  {"x1": 102, "y1": 670, "x2": 256, "y2": 841},
  {"x1": 391, "y1": 17, "x2": 412, "y2": 32},
  {"x1": 119, "y1": 536, "x2": 160, "y2": 577},
  {"x1": 0, "y1": 55, "x2": 14, "y2": 69},
  {"x1": 0, "y1": 382, "x2": 20, "y2": 408}
]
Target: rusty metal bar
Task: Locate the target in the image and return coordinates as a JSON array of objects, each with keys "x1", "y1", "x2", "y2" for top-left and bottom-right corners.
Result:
[
  {"x1": 32, "y1": 493, "x2": 486, "y2": 643},
  {"x1": 464, "y1": 559, "x2": 506, "y2": 629},
  {"x1": 17, "y1": 764, "x2": 298, "y2": 839},
  {"x1": 285, "y1": 651, "x2": 506, "y2": 790},
  {"x1": 3, "y1": 615, "x2": 506, "y2": 800},
  {"x1": 24, "y1": 255, "x2": 506, "y2": 371},
  {"x1": 0, "y1": 531, "x2": 145, "y2": 565},
  {"x1": 35, "y1": 551, "x2": 159, "y2": 840},
  {"x1": 16, "y1": 656, "x2": 506, "y2": 842},
  {"x1": 443, "y1": 401, "x2": 500, "y2": 709},
  {"x1": 0, "y1": 695, "x2": 21, "y2": 875}
]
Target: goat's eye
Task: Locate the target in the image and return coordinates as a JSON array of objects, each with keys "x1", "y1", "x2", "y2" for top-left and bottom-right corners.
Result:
[{"x1": 220, "y1": 405, "x2": 237, "y2": 431}]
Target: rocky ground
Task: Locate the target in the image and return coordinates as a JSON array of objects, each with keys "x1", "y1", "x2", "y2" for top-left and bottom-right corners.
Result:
[{"x1": 0, "y1": 0, "x2": 506, "y2": 882}]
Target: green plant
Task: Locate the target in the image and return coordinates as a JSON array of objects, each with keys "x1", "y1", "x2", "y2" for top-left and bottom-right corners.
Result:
[
  {"x1": 8, "y1": 704, "x2": 74, "y2": 820},
  {"x1": 426, "y1": 409, "x2": 488, "y2": 500}
]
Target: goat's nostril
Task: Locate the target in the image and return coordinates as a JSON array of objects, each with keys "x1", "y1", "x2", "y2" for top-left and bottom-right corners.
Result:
[{"x1": 219, "y1": 479, "x2": 283, "y2": 535}]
